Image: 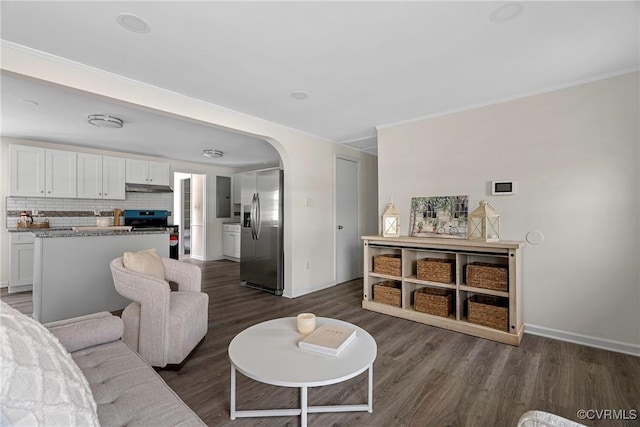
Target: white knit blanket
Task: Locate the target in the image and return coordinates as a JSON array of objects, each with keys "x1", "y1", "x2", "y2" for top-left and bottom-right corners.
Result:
[{"x1": 0, "y1": 301, "x2": 99, "y2": 426}]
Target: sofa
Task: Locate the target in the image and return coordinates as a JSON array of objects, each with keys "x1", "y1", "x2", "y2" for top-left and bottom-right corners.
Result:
[{"x1": 0, "y1": 301, "x2": 206, "y2": 426}]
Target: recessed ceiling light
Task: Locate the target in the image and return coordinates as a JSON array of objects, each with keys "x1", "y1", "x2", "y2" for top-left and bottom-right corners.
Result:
[
  {"x1": 117, "y1": 13, "x2": 150, "y2": 33},
  {"x1": 88, "y1": 114, "x2": 124, "y2": 128},
  {"x1": 489, "y1": 2, "x2": 525, "y2": 23},
  {"x1": 202, "y1": 149, "x2": 223, "y2": 158},
  {"x1": 290, "y1": 91, "x2": 309, "y2": 100}
]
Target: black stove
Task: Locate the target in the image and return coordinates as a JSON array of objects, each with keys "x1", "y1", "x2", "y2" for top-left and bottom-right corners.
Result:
[
  {"x1": 123, "y1": 210, "x2": 179, "y2": 260},
  {"x1": 123, "y1": 210, "x2": 168, "y2": 229}
]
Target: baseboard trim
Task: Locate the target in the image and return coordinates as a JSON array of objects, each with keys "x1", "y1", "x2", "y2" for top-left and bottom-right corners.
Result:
[
  {"x1": 290, "y1": 280, "x2": 337, "y2": 299},
  {"x1": 0, "y1": 281, "x2": 7, "y2": 289},
  {"x1": 525, "y1": 324, "x2": 640, "y2": 357}
]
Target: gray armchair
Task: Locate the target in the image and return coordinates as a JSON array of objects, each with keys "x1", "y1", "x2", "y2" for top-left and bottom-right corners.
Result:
[{"x1": 110, "y1": 257, "x2": 209, "y2": 368}]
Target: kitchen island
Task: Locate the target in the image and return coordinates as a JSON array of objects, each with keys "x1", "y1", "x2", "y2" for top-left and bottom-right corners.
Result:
[{"x1": 32, "y1": 229, "x2": 169, "y2": 322}]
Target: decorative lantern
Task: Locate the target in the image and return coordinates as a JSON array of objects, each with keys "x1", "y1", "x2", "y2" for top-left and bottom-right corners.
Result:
[
  {"x1": 468, "y1": 200, "x2": 500, "y2": 242},
  {"x1": 382, "y1": 203, "x2": 400, "y2": 237}
]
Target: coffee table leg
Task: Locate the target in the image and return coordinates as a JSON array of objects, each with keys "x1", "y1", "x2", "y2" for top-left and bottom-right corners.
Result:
[
  {"x1": 300, "y1": 386, "x2": 308, "y2": 427},
  {"x1": 230, "y1": 364, "x2": 236, "y2": 420},
  {"x1": 368, "y1": 364, "x2": 373, "y2": 413}
]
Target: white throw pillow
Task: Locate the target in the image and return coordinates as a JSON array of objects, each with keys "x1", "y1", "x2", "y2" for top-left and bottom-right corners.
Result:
[
  {"x1": 122, "y1": 248, "x2": 165, "y2": 280},
  {"x1": 0, "y1": 301, "x2": 100, "y2": 427}
]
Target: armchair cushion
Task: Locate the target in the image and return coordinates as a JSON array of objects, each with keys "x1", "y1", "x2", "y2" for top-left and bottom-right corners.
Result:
[
  {"x1": 45, "y1": 312, "x2": 124, "y2": 353},
  {"x1": 0, "y1": 302, "x2": 99, "y2": 427},
  {"x1": 123, "y1": 248, "x2": 165, "y2": 280}
]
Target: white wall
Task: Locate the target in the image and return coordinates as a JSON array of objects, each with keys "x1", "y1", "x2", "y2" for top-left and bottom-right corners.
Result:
[
  {"x1": 0, "y1": 44, "x2": 379, "y2": 298},
  {"x1": 377, "y1": 72, "x2": 640, "y2": 354}
]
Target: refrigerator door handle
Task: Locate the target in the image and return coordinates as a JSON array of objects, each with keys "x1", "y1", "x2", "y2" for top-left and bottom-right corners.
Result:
[
  {"x1": 255, "y1": 193, "x2": 262, "y2": 239},
  {"x1": 250, "y1": 193, "x2": 257, "y2": 240}
]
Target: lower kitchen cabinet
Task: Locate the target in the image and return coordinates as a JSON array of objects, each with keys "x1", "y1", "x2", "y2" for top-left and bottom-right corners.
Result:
[
  {"x1": 362, "y1": 235, "x2": 524, "y2": 346},
  {"x1": 10, "y1": 232, "x2": 35, "y2": 293},
  {"x1": 222, "y1": 223, "x2": 241, "y2": 261}
]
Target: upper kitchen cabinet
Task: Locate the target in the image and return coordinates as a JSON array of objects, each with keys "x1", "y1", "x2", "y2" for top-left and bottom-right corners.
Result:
[
  {"x1": 10, "y1": 144, "x2": 44, "y2": 197},
  {"x1": 77, "y1": 153, "x2": 126, "y2": 200},
  {"x1": 10, "y1": 144, "x2": 76, "y2": 198},
  {"x1": 126, "y1": 159, "x2": 171, "y2": 186}
]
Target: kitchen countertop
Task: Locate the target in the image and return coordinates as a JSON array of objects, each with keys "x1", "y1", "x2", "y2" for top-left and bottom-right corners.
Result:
[
  {"x1": 30, "y1": 229, "x2": 170, "y2": 238},
  {"x1": 8, "y1": 227, "x2": 73, "y2": 232}
]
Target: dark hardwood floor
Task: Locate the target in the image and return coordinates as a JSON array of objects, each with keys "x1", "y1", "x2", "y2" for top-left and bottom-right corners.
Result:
[{"x1": 2, "y1": 259, "x2": 639, "y2": 427}]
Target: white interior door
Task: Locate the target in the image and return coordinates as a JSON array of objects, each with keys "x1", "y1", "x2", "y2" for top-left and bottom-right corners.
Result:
[{"x1": 336, "y1": 157, "x2": 359, "y2": 284}]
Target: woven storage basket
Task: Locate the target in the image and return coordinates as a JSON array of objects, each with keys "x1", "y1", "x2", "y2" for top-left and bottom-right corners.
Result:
[
  {"x1": 467, "y1": 295, "x2": 508, "y2": 331},
  {"x1": 417, "y1": 258, "x2": 454, "y2": 283},
  {"x1": 373, "y1": 281, "x2": 401, "y2": 307},
  {"x1": 373, "y1": 254, "x2": 401, "y2": 276},
  {"x1": 466, "y1": 263, "x2": 508, "y2": 291},
  {"x1": 414, "y1": 287, "x2": 453, "y2": 317}
]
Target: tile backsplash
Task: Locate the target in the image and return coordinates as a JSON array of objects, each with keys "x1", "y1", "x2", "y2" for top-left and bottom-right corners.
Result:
[{"x1": 6, "y1": 193, "x2": 173, "y2": 228}]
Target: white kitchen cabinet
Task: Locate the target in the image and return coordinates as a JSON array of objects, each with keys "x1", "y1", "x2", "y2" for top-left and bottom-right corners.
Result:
[
  {"x1": 10, "y1": 144, "x2": 45, "y2": 197},
  {"x1": 10, "y1": 145, "x2": 76, "y2": 198},
  {"x1": 126, "y1": 159, "x2": 171, "y2": 186},
  {"x1": 45, "y1": 149, "x2": 77, "y2": 198},
  {"x1": 222, "y1": 223, "x2": 241, "y2": 261},
  {"x1": 102, "y1": 156, "x2": 126, "y2": 199},
  {"x1": 78, "y1": 153, "x2": 125, "y2": 199},
  {"x1": 148, "y1": 161, "x2": 170, "y2": 186},
  {"x1": 10, "y1": 232, "x2": 35, "y2": 292}
]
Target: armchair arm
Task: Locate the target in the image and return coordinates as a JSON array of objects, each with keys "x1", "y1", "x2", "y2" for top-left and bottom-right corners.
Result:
[
  {"x1": 110, "y1": 257, "x2": 171, "y2": 366},
  {"x1": 162, "y1": 258, "x2": 202, "y2": 292},
  {"x1": 45, "y1": 312, "x2": 123, "y2": 353}
]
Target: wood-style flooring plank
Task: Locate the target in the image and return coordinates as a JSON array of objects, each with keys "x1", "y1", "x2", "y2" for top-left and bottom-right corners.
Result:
[{"x1": 2, "y1": 259, "x2": 639, "y2": 427}]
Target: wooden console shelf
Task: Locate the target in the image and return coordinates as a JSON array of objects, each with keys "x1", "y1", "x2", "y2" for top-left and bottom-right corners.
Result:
[{"x1": 362, "y1": 235, "x2": 524, "y2": 346}]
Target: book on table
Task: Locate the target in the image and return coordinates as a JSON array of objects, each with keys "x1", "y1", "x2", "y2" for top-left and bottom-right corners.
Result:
[{"x1": 298, "y1": 323, "x2": 357, "y2": 356}]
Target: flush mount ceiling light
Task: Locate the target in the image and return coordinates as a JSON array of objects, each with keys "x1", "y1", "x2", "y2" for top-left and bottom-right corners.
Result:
[
  {"x1": 489, "y1": 1, "x2": 525, "y2": 23},
  {"x1": 290, "y1": 91, "x2": 309, "y2": 100},
  {"x1": 202, "y1": 149, "x2": 223, "y2": 158},
  {"x1": 117, "y1": 13, "x2": 150, "y2": 33},
  {"x1": 88, "y1": 114, "x2": 124, "y2": 128}
]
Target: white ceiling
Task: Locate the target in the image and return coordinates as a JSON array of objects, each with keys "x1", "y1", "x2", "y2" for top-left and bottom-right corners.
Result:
[
  {"x1": 1, "y1": 72, "x2": 281, "y2": 167},
  {"x1": 1, "y1": 1, "x2": 638, "y2": 164}
]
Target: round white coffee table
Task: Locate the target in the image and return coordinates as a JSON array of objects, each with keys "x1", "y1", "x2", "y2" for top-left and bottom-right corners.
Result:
[{"x1": 228, "y1": 317, "x2": 377, "y2": 427}]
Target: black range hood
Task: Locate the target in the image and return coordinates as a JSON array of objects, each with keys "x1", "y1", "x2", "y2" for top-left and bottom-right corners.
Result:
[{"x1": 125, "y1": 183, "x2": 173, "y2": 193}]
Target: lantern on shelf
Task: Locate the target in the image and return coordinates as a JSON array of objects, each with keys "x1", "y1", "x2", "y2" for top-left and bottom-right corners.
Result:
[
  {"x1": 468, "y1": 200, "x2": 500, "y2": 242},
  {"x1": 382, "y1": 203, "x2": 400, "y2": 237}
]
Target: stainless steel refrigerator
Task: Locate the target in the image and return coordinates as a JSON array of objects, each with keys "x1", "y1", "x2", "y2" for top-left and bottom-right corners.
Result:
[{"x1": 240, "y1": 169, "x2": 284, "y2": 295}]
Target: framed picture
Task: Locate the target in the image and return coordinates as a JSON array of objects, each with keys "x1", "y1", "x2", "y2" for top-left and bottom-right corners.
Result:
[{"x1": 409, "y1": 195, "x2": 469, "y2": 239}]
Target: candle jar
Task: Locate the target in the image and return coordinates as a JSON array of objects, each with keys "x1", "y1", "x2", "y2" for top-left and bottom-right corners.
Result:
[{"x1": 296, "y1": 313, "x2": 316, "y2": 334}]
